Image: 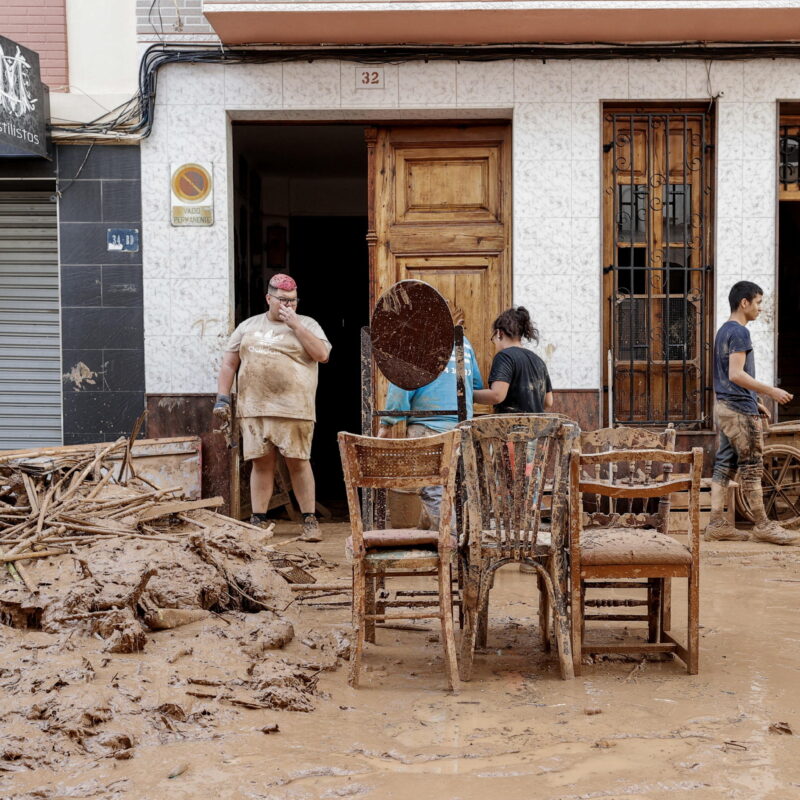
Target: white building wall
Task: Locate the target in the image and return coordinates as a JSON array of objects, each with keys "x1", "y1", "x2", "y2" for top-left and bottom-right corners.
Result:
[
  {"x1": 52, "y1": 0, "x2": 138, "y2": 125},
  {"x1": 141, "y1": 57, "x2": 784, "y2": 396}
]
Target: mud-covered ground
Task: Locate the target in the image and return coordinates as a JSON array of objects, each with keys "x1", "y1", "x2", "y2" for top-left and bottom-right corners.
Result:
[{"x1": 2, "y1": 522, "x2": 799, "y2": 800}]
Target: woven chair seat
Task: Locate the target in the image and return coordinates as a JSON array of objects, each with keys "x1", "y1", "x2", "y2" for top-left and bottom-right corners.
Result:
[{"x1": 580, "y1": 527, "x2": 691, "y2": 566}]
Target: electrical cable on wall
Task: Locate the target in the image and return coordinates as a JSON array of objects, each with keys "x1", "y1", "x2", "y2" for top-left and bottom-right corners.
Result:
[{"x1": 49, "y1": 40, "x2": 800, "y2": 142}]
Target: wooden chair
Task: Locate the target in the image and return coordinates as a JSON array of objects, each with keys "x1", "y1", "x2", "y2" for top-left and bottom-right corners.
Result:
[
  {"x1": 338, "y1": 429, "x2": 460, "y2": 692},
  {"x1": 578, "y1": 426, "x2": 676, "y2": 637},
  {"x1": 568, "y1": 446, "x2": 703, "y2": 675},
  {"x1": 458, "y1": 414, "x2": 579, "y2": 681}
]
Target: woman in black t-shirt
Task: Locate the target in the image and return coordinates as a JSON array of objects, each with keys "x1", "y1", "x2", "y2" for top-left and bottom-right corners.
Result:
[{"x1": 473, "y1": 306, "x2": 553, "y2": 414}]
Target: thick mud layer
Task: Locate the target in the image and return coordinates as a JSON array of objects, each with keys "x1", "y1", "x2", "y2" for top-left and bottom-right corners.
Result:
[{"x1": 2, "y1": 522, "x2": 799, "y2": 800}]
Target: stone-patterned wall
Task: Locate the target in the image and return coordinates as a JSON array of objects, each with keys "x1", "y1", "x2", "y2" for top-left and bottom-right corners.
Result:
[{"x1": 141, "y1": 57, "x2": 784, "y2": 397}]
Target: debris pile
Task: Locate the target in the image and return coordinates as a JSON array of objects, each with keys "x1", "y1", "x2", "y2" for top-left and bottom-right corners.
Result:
[
  {"x1": 0, "y1": 436, "x2": 353, "y2": 785},
  {"x1": 0, "y1": 436, "x2": 301, "y2": 647},
  {"x1": 0, "y1": 437, "x2": 223, "y2": 584}
]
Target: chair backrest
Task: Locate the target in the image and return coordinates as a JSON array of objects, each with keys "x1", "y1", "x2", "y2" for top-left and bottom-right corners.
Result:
[
  {"x1": 578, "y1": 425, "x2": 676, "y2": 530},
  {"x1": 458, "y1": 414, "x2": 580, "y2": 558},
  {"x1": 337, "y1": 429, "x2": 459, "y2": 547},
  {"x1": 569, "y1": 446, "x2": 704, "y2": 555}
]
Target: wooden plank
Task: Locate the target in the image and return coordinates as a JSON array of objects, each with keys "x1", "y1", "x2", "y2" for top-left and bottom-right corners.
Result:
[
  {"x1": 581, "y1": 565, "x2": 689, "y2": 578},
  {"x1": 290, "y1": 583, "x2": 351, "y2": 592},
  {"x1": 137, "y1": 496, "x2": 223, "y2": 522},
  {"x1": 581, "y1": 643, "x2": 677, "y2": 654},
  {"x1": 146, "y1": 394, "x2": 232, "y2": 515},
  {"x1": 579, "y1": 478, "x2": 691, "y2": 497}
]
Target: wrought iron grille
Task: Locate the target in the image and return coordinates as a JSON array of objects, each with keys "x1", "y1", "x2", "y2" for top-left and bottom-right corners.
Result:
[
  {"x1": 780, "y1": 124, "x2": 800, "y2": 191},
  {"x1": 604, "y1": 109, "x2": 713, "y2": 428}
]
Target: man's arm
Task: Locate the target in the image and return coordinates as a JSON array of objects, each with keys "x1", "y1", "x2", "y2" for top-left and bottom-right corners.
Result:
[
  {"x1": 544, "y1": 391, "x2": 554, "y2": 410},
  {"x1": 217, "y1": 350, "x2": 241, "y2": 395},
  {"x1": 278, "y1": 306, "x2": 330, "y2": 362},
  {"x1": 378, "y1": 385, "x2": 413, "y2": 437},
  {"x1": 729, "y1": 351, "x2": 792, "y2": 404}
]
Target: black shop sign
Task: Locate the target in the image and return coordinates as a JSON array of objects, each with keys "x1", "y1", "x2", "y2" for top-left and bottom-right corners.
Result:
[{"x1": 0, "y1": 35, "x2": 49, "y2": 159}]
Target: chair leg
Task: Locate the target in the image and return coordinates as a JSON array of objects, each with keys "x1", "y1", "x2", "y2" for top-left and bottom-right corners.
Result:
[
  {"x1": 580, "y1": 582, "x2": 587, "y2": 641},
  {"x1": 476, "y1": 590, "x2": 489, "y2": 649},
  {"x1": 349, "y1": 563, "x2": 367, "y2": 688},
  {"x1": 687, "y1": 568, "x2": 700, "y2": 674},
  {"x1": 459, "y1": 569, "x2": 487, "y2": 682},
  {"x1": 365, "y1": 576, "x2": 376, "y2": 644},
  {"x1": 647, "y1": 577, "x2": 661, "y2": 643},
  {"x1": 661, "y1": 577, "x2": 672, "y2": 635},
  {"x1": 537, "y1": 572, "x2": 551, "y2": 652},
  {"x1": 570, "y1": 572, "x2": 583, "y2": 677},
  {"x1": 438, "y1": 559, "x2": 460, "y2": 693},
  {"x1": 455, "y1": 561, "x2": 464, "y2": 629},
  {"x1": 543, "y1": 559, "x2": 574, "y2": 681}
]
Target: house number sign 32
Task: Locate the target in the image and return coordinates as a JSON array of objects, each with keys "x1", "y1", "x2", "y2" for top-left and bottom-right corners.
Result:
[{"x1": 355, "y1": 66, "x2": 384, "y2": 89}]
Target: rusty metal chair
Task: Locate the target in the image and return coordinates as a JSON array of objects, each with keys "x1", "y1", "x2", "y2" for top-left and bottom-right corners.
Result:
[
  {"x1": 568, "y1": 446, "x2": 703, "y2": 674},
  {"x1": 338, "y1": 429, "x2": 461, "y2": 692},
  {"x1": 458, "y1": 414, "x2": 579, "y2": 681}
]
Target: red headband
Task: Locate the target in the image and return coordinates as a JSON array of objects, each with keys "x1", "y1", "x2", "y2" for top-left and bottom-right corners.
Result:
[{"x1": 269, "y1": 273, "x2": 297, "y2": 291}]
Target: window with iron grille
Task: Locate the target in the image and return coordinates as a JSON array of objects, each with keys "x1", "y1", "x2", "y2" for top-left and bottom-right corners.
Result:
[
  {"x1": 603, "y1": 107, "x2": 714, "y2": 428},
  {"x1": 780, "y1": 118, "x2": 800, "y2": 197}
]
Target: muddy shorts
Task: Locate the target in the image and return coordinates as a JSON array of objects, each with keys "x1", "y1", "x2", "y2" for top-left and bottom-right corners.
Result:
[
  {"x1": 712, "y1": 402, "x2": 763, "y2": 484},
  {"x1": 240, "y1": 416, "x2": 314, "y2": 461}
]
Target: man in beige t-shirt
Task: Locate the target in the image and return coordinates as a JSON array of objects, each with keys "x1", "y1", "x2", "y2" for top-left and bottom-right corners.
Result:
[{"x1": 213, "y1": 274, "x2": 331, "y2": 541}]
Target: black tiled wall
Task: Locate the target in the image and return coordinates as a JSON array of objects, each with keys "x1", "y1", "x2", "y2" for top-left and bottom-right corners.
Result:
[{"x1": 57, "y1": 145, "x2": 145, "y2": 444}]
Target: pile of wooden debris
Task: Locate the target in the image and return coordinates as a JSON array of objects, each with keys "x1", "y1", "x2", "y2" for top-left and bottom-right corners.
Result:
[
  {"x1": 0, "y1": 437, "x2": 227, "y2": 591},
  {"x1": 0, "y1": 432, "x2": 323, "y2": 654}
]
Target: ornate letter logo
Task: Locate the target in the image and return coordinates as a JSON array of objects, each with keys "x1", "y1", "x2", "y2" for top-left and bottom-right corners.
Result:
[{"x1": 0, "y1": 43, "x2": 37, "y2": 118}]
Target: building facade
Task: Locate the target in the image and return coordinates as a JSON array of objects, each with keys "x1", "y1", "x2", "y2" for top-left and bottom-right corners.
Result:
[{"x1": 3, "y1": 2, "x2": 800, "y2": 483}]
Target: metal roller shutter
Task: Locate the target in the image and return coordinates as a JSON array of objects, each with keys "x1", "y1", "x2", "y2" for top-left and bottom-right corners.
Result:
[{"x1": 0, "y1": 191, "x2": 62, "y2": 449}]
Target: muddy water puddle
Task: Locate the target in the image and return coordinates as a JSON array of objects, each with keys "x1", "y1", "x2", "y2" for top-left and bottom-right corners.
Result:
[{"x1": 3, "y1": 523, "x2": 799, "y2": 800}]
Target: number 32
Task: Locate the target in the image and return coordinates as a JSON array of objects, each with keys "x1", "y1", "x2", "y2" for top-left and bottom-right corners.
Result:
[{"x1": 361, "y1": 71, "x2": 380, "y2": 85}]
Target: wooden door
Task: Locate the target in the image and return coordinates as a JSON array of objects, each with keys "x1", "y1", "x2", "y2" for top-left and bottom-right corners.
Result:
[
  {"x1": 602, "y1": 108, "x2": 713, "y2": 428},
  {"x1": 367, "y1": 124, "x2": 511, "y2": 419}
]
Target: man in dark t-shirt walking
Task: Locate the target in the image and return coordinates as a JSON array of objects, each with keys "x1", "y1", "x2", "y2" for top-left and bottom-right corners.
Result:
[{"x1": 707, "y1": 281, "x2": 797, "y2": 544}]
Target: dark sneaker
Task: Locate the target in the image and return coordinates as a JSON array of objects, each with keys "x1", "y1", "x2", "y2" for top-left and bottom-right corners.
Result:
[
  {"x1": 752, "y1": 521, "x2": 800, "y2": 546},
  {"x1": 300, "y1": 513, "x2": 322, "y2": 542},
  {"x1": 249, "y1": 515, "x2": 274, "y2": 530},
  {"x1": 703, "y1": 520, "x2": 750, "y2": 542}
]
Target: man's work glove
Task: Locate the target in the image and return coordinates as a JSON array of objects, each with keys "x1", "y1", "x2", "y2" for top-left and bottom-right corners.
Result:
[{"x1": 213, "y1": 394, "x2": 232, "y2": 439}]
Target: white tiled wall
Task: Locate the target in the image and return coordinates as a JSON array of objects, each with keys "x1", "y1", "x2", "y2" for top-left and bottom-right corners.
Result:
[{"x1": 142, "y1": 57, "x2": 781, "y2": 393}]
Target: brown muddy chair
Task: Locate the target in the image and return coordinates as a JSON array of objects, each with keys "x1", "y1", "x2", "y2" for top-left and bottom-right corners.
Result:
[
  {"x1": 458, "y1": 414, "x2": 579, "y2": 681},
  {"x1": 569, "y1": 446, "x2": 703, "y2": 674},
  {"x1": 338, "y1": 429, "x2": 460, "y2": 692},
  {"x1": 578, "y1": 426, "x2": 676, "y2": 638}
]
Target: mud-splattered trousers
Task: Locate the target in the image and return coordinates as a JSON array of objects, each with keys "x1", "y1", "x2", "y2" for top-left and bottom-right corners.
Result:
[
  {"x1": 407, "y1": 424, "x2": 454, "y2": 531},
  {"x1": 712, "y1": 401, "x2": 768, "y2": 525}
]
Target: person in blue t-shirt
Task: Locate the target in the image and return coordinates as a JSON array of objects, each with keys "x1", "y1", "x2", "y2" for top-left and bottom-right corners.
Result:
[
  {"x1": 378, "y1": 317, "x2": 483, "y2": 530},
  {"x1": 707, "y1": 281, "x2": 797, "y2": 545}
]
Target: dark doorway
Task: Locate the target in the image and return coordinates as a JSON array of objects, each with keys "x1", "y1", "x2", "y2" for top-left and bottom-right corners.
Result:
[
  {"x1": 231, "y1": 124, "x2": 369, "y2": 514},
  {"x1": 778, "y1": 203, "x2": 800, "y2": 420}
]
